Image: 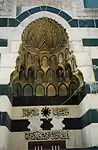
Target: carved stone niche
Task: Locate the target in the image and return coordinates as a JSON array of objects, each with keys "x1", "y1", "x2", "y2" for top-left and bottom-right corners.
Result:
[{"x1": 9, "y1": 17, "x2": 84, "y2": 97}]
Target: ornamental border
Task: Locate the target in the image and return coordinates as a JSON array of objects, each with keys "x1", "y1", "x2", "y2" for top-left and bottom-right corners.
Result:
[{"x1": 25, "y1": 130, "x2": 70, "y2": 141}]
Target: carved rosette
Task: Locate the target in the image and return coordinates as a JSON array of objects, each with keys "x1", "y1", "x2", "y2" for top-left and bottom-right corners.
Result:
[{"x1": 9, "y1": 17, "x2": 84, "y2": 98}]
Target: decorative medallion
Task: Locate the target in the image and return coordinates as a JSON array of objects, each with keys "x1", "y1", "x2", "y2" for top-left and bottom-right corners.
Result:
[
  {"x1": 41, "y1": 107, "x2": 51, "y2": 117},
  {"x1": 25, "y1": 130, "x2": 70, "y2": 141}
]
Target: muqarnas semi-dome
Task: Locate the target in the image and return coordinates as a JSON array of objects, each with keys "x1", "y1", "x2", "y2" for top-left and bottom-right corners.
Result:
[{"x1": 9, "y1": 17, "x2": 84, "y2": 97}]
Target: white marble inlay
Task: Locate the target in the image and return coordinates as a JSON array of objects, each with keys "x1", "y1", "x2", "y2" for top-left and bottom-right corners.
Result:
[
  {"x1": 28, "y1": 119, "x2": 41, "y2": 131},
  {"x1": 51, "y1": 118, "x2": 64, "y2": 130}
]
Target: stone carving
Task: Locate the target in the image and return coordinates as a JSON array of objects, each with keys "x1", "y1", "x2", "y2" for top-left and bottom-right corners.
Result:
[
  {"x1": 51, "y1": 118, "x2": 64, "y2": 130},
  {"x1": 22, "y1": 108, "x2": 39, "y2": 117},
  {"x1": 9, "y1": 17, "x2": 84, "y2": 98},
  {"x1": 41, "y1": 107, "x2": 51, "y2": 117},
  {"x1": 52, "y1": 107, "x2": 69, "y2": 116},
  {"x1": 28, "y1": 119, "x2": 41, "y2": 131},
  {"x1": 22, "y1": 18, "x2": 69, "y2": 53},
  {"x1": 0, "y1": 0, "x2": 15, "y2": 17},
  {"x1": 25, "y1": 130, "x2": 70, "y2": 141},
  {"x1": 22, "y1": 107, "x2": 70, "y2": 117}
]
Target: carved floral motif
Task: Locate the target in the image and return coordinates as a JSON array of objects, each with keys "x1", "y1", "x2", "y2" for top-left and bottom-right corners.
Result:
[
  {"x1": 52, "y1": 107, "x2": 69, "y2": 116},
  {"x1": 22, "y1": 107, "x2": 70, "y2": 117},
  {"x1": 23, "y1": 108, "x2": 39, "y2": 117},
  {"x1": 25, "y1": 130, "x2": 70, "y2": 141}
]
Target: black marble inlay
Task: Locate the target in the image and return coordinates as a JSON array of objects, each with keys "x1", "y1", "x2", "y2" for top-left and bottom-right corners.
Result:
[
  {"x1": 0, "y1": 39, "x2": 8, "y2": 47},
  {"x1": 95, "y1": 19, "x2": 98, "y2": 28},
  {"x1": 92, "y1": 59, "x2": 98, "y2": 66},
  {"x1": 16, "y1": 11, "x2": 30, "y2": 22},
  {"x1": 0, "y1": 18, "x2": 8, "y2": 27},
  {"x1": 40, "y1": 119, "x2": 53, "y2": 130},
  {"x1": 46, "y1": 6, "x2": 60, "y2": 14},
  {"x1": 81, "y1": 109, "x2": 91, "y2": 128},
  {"x1": 59, "y1": 11, "x2": 72, "y2": 22},
  {"x1": 11, "y1": 120, "x2": 30, "y2": 132},
  {"x1": 1, "y1": 109, "x2": 98, "y2": 131},
  {"x1": 0, "y1": 112, "x2": 11, "y2": 130},
  {"x1": 62, "y1": 118, "x2": 82, "y2": 130},
  {"x1": 12, "y1": 95, "x2": 80, "y2": 106},
  {"x1": 8, "y1": 18, "x2": 20, "y2": 27},
  {"x1": 79, "y1": 19, "x2": 95, "y2": 27},
  {"x1": 82, "y1": 39, "x2": 98, "y2": 46},
  {"x1": 69, "y1": 19, "x2": 78, "y2": 27},
  {"x1": 94, "y1": 69, "x2": 98, "y2": 81},
  {"x1": 41, "y1": 6, "x2": 46, "y2": 11},
  {"x1": 0, "y1": 84, "x2": 8, "y2": 95},
  {"x1": 28, "y1": 7, "x2": 41, "y2": 14}
]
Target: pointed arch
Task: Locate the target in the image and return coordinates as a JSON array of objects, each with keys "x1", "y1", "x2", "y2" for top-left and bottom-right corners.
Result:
[
  {"x1": 35, "y1": 84, "x2": 45, "y2": 96},
  {"x1": 13, "y1": 83, "x2": 22, "y2": 96},
  {"x1": 46, "y1": 69, "x2": 55, "y2": 82},
  {"x1": 33, "y1": 55, "x2": 40, "y2": 67},
  {"x1": 58, "y1": 83, "x2": 68, "y2": 96},
  {"x1": 41, "y1": 56, "x2": 49, "y2": 66},
  {"x1": 23, "y1": 84, "x2": 33, "y2": 96},
  {"x1": 49, "y1": 55, "x2": 57, "y2": 69},
  {"x1": 46, "y1": 84, "x2": 56, "y2": 96},
  {"x1": 56, "y1": 66, "x2": 64, "y2": 80},
  {"x1": 36, "y1": 69, "x2": 45, "y2": 82},
  {"x1": 69, "y1": 82, "x2": 78, "y2": 96},
  {"x1": 58, "y1": 52, "x2": 64, "y2": 63}
]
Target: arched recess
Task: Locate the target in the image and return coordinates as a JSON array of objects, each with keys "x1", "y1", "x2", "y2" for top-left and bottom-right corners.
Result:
[
  {"x1": 19, "y1": 65, "x2": 26, "y2": 81},
  {"x1": 33, "y1": 55, "x2": 40, "y2": 68},
  {"x1": 72, "y1": 75, "x2": 80, "y2": 86},
  {"x1": 41, "y1": 56, "x2": 49, "y2": 72},
  {"x1": 23, "y1": 84, "x2": 33, "y2": 96},
  {"x1": 13, "y1": 83, "x2": 22, "y2": 96},
  {"x1": 26, "y1": 52, "x2": 32, "y2": 63},
  {"x1": 36, "y1": 69, "x2": 45, "y2": 82},
  {"x1": 35, "y1": 84, "x2": 45, "y2": 96},
  {"x1": 56, "y1": 66, "x2": 64, "y2": 80},
  {"x1": 46, "y1": 84, "x2": 56, "y2": 96},
  {"x1": 46, "y1": 69, "x2": 55, "y2": 82},
  {"x1": 58, "y1": 52, "x2": 64, "y2": 63},
  {"x1": 58, "y1": 84, "x2": 68, "y2": 96},
  {"x1": 65, "y1": 63, "x2": 72, "y2": 80},
  {"x1": 69, "y1": 82, "x2": 78, "y2": 96},
  {"x1": 27, "y1": 67, "x2": 34, "y2": 82},
  {"x1": 49, "y1": 55, "x2": 57, "y2": 69}
]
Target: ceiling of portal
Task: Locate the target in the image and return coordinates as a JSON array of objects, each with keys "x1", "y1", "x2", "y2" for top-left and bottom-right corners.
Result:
[{"x1": 9, "y1": 17, "x2": 84, "y2": 97}]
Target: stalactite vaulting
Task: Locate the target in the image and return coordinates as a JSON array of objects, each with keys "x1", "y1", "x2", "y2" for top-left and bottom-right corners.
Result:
[{"x1": 9, "y1": 17, "x2": 84, "y2": 97}]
